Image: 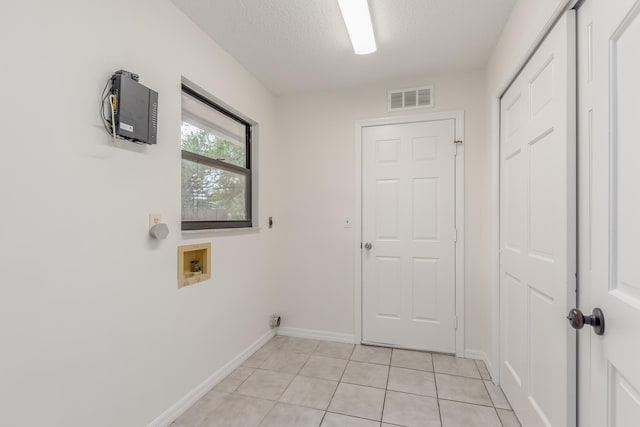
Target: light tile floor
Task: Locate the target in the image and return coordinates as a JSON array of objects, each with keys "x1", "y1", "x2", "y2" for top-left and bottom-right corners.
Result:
[{"x1": 171, "y1": 336, "x2": 521, "y2": 427}]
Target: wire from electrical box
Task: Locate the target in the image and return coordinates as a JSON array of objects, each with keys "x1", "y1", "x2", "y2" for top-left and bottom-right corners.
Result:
[
  {"x1": 109, "y1": 94, "x2": 119, "y2": 145},
  {"x1": 100, "y1": 78, "x2": 113, "y2": 136}
]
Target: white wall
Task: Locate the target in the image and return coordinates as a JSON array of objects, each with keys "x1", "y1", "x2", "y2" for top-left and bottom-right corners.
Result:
[
  {"x1": 274, "y1": 72, "x2": 492, "y2": 354},
  {"x1": 0, "y1": 1, "x2": 279, "y2": 426},
  {"x1": 484, "y1": 0, "x2": 570, "y2": 376}
]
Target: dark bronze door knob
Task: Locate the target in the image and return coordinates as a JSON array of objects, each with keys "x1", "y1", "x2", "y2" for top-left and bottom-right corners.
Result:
[{"x1": 567, "y1": 307, "x2": 605, "y2": 336}]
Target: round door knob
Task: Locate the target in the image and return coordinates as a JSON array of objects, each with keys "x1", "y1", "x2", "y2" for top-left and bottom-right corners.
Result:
[
  {"x1": 364, "y1": 242, "x2": 373, "y2": 250},
  {"x1": 567, "y1": 307, "x2": 605, "y2": 336}
]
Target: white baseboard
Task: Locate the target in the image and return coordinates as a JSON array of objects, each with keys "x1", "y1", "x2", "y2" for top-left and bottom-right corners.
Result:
[
  {"x1": 147, "y1": 329, "x2": 276, "y2": 427},
  {"x1": 276, "y1": 326, "x2": 356, "y2": 344},
  {"x1": 464, "y1": 349, "x2": 496, "y2": 382}
]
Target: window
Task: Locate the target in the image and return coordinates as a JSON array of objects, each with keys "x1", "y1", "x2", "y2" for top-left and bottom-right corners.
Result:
[{"x1": 181, "y1": 85, "x2": 252, "y2": 230}]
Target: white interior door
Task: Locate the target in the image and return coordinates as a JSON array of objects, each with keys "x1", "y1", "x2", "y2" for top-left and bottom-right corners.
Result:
[
  {"x1": 362, "y1": 119, "x2": 456, "y2": 353},
  {"x1": 584, "y1": 0, "x2": 640, "y2": 425},
  {"x1": 499, "y1": 10, "x2": 576, "y2": 427}
]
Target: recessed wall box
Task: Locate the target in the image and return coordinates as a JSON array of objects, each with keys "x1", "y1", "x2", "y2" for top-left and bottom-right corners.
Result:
[
  {"x1": 177, "y1": 243, "x2": 211, "y2": 288},
  {"x1": 110, "y1": 70, "x2": 158, "y2": 144}
]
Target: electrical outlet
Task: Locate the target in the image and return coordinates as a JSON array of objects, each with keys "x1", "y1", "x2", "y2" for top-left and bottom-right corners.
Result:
[
  {"x1": 149, "y1": 213, "x2": 162, "y2": 229},
  {"x1": 344, "y1": 216, "x2": 353, "y2": 228}
]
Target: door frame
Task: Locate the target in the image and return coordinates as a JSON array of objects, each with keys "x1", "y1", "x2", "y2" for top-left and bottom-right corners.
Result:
[{"x1": 354, "y1": 110, "x2": 465, "y2": 357}]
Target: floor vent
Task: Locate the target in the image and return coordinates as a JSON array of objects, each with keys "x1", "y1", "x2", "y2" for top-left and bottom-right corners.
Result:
[{"x1": 387, "y1": 85, "x2": 434, "y2": 112}]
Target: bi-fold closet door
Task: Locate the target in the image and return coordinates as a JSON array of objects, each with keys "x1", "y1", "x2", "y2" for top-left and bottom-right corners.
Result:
[{"x1": 499, "y1": 10, "x2": 576, "y2": 427}]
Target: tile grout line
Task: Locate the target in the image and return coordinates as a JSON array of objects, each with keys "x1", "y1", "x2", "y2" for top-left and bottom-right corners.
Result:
[
  {"x1": 219, "y1": 344, "x2": 267, "y2": 425},
  {"x1": 252, "y1": 336, "x2": 301, "y2": 427},
  {"x1": 481, "y1": 379, "x2": 507, "y2": 427},
  {"x1": 324, "y1": 344, "x2": 389, "y2": 423},
  {"x1": 498, "y1": 408, "x2": 507, "y2": 427},
  {"x1": 482, "y1": 377, "x2": 498, "y2": 407},
  {"x1": 414, "y1": 351, "x2": 442, "y2": 427},
  {"x1": 435, "y1": 371, "x2": 484, "y2": 381},
  {"x1": 207, "y1": 337, "x2": 290, "y2": 425},
  {"x1": 439, "y1": 397, "x2": 506, "y2": 409},
  {"x1": 319, "y1": 342, "x2": 355, "y2": 426},
  {"x1": 262, "y1": 337, "x2": 328, "y2": 426},
  {"x1": 434, "y1": 363, "x2": 444, "y2": 427},
  {"x1": 379, "y1": 348, "x2": 393, "y2": 424},
  {"x1": 227, "y1": 368, "x2": 256, "y2": 394},
  {"x1": 383, "y1": 387, "x2": 437, "y2": 400},
  {"x1": 309, "y1": 341, "x2": 331, "y2": 426}
]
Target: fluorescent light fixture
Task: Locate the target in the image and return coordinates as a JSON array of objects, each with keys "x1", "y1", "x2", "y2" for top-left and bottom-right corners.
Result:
[{"x1": 337, "y1": 0, "x2": 377, "y2": 55}]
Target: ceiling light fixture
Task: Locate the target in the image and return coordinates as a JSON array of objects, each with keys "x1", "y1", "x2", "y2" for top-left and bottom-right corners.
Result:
[{"x1": 337, "y1": 0, "x2": 377, "y2": 55}]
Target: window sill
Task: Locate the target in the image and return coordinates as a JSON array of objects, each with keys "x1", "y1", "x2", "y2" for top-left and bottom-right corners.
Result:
[{"x1": 181, "y1": 226, "x2": 261, "y2": 236}]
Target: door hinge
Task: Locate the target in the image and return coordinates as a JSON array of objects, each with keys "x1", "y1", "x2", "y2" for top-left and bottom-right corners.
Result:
[
  {"x1": 453, "y1": 140, "x2": 463, "y2": 156},
  {"x1": 454, "y1": 316, "x2": 458, "y2": 330},
  {"x1": 453, "y1": 229, "x2": 458, "y2": 242}
]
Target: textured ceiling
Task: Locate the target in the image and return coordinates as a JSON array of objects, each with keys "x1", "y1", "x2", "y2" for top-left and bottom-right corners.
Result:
[{"x1": 171, "y1": 0, "x2": 517, "y2": 96}]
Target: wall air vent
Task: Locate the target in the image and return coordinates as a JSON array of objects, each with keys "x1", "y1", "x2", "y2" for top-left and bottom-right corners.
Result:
[{"x1": 387, "y1": 85, "x2": 434, "y2": 112}]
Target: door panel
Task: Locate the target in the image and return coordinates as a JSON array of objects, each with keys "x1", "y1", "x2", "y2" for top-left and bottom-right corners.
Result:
[
  {"x1": 375, "y1": 179, "x2": 400, "y2": 238},
  {"x1": 499, "y1": 10, "x2": 576, "y2": 427},
  {"x1": 376, "y1": 256, "x2": 401, "y2": 318},
  {"x1": 587, "y1": 0, "x2": 640, "y2": 425},
  {"x1": 504, "y1": 273, "x2": 526, "y2": 385},
  {"x1": 412, "y1": 178, "x2": 438, "y2": 240},
  {"x1": 362, "y1": 119, "x2": 456, "y2": 352},
  {"x1": 412, "y1": 257, "x2": 438, "y2": 321}
]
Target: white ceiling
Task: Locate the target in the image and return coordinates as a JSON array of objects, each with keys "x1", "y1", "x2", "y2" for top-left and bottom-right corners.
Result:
[{"x1": 171, "y1": 0, "x2": 517, "y2": 96}]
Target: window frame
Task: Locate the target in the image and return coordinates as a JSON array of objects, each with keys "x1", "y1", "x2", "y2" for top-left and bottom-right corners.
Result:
[{"x1": 181, "y1": 84, "x2": 252, "y2": 230}]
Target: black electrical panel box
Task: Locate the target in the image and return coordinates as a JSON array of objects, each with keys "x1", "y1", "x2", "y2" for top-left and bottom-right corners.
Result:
[{"x1": 110, "y1": 70, "x2": 158, "y2": 144}]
